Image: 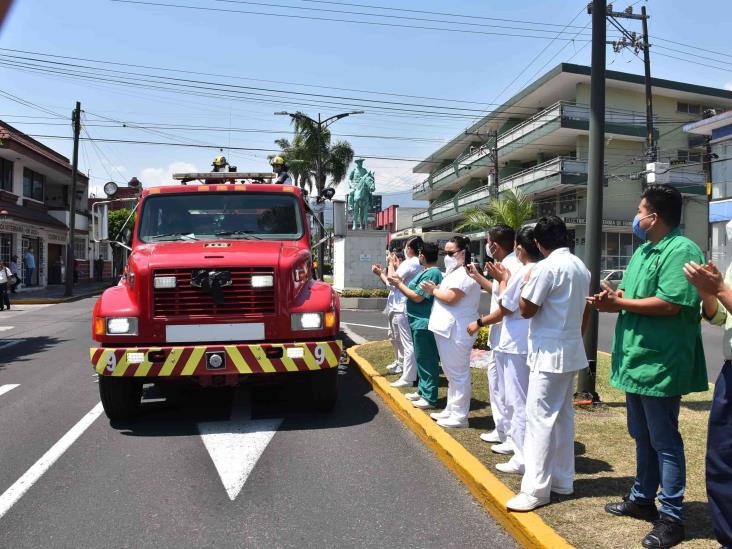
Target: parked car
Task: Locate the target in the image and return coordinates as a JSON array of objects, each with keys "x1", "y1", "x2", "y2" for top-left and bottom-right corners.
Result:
[{"x1": 601, "y1": 269, "x2": 624, "y2": 291}]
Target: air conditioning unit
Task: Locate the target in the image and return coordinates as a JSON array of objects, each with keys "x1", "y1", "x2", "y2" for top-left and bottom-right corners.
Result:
[{"x1": 646, "y1": 162, "x2": 671, "y2": 184}]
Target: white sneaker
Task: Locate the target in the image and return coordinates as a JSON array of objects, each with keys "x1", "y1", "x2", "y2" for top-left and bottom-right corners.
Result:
[
  {"x1": 430, "y1": 410, "x2": 451, "y2": 421},
  {"x1": 404, "y1": 392, "x2": 421, "y2": 401},
  {"x1": 390, "y1": 379, "x2": 414, "y2": 388},
  {"x1": 491, "y1": 441, "x2": 514, "y2": 455},
  {"x1": 495, "y1": 461, "x2": 524, "y2": 475},
  {"x1": 479, "y1": 430, "x2": 503, "y2": 443},
  {"x1": 506, "y1": 492, "x2": 549, "y2": 512},
  {"x1": 386, "y1": 363, "x2": 403, "y2": 374},
  {"x1": 550, "y1": 485, "x2": 574, "y2": 495},
  {"x1": 412, "y1": 398, "x2": 435, "y2": 410},
  {"x1": 437, "y1": 417, "x2": 468, "y2": 429}
]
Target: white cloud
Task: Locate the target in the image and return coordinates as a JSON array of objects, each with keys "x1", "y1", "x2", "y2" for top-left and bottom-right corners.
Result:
[
  {"x1": 333, "y1": 160, "x2": 421, "y2": 200},
  {"x1": 725, "y1": 82, "x2": 732, "y2": 91},
  {"x1": 140, "y1": 161, "x2": 197, "y2": 187}
]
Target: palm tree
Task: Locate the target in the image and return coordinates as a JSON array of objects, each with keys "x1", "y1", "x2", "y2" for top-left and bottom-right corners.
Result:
[
  {"x1": 272, "y1": 135, "x2": 313, "y2": 193},
  {"x1": 455, "y1": 188, "x2": 534, "y2": 232}
]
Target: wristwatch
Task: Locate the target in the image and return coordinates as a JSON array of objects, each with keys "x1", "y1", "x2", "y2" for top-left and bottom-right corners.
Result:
[{"x1": 476, "y1": 317, "x2": 484, "y2": 327}]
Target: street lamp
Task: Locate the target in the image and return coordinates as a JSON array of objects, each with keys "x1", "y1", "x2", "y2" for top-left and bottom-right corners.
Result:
[{"x1": 274, "y1": 110, "x2": 364, "y2": 279}]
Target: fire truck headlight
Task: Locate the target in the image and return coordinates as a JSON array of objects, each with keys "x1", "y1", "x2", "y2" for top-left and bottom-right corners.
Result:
[
  {"x1": 251, "y1": 274, "x2": 274, "y2": 288},
  {"x1": 292, "y1": 313, "x2": 323, "y2": 331},
  {"x1": 154, "y1": 276, "x2": 177, "y2": 289},
  {"x1": 106, "y1": 317, "x2": 139, "y2": 336}
]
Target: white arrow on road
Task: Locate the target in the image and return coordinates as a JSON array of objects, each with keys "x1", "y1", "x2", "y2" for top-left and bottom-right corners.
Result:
[{"x1": 197, "y1": 394, "x2": 282, "y2": 501}]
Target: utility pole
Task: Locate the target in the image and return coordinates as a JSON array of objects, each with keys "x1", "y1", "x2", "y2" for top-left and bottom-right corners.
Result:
[
  {"x1": 64, "y1": 101, "x2": 81, "y2": 298},
  {"x1": 275, "y1": 110, "x2": 363, "y2": 280},
  {"x1": 579, "y1": 0, "x2": 606, "y2": 403},
  {"x1": 640, "y1": 6, "x2": 655, "y2": 162},
  {"x1": 492, "y1": 130, "x2": 499, "y2": 196}
]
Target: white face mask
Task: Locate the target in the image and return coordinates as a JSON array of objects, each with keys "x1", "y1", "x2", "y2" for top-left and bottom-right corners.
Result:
[
  {"x1": 444, "y1": 255, "x2": 458, "y2": 273},
  {"x1": 726, "y1": 220, "x2": 732, "y2": 241}
]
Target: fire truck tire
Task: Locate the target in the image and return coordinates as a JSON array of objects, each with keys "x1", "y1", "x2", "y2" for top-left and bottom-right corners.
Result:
[
  {"x1": 99, "y1": 377, "x2": 143, "y2": 420},
  {"x1": 310, "y1": 367, "x2": 338, "y2": 412}
]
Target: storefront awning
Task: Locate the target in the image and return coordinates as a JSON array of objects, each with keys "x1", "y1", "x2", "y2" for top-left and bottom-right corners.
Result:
[{"x1": 0, "y1": 200, "x2": 69, "y2": 231}]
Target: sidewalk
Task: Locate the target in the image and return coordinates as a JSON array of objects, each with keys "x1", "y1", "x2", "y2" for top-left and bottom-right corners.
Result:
[{"x1": 9, "y1": 280, "x2": 116, "y2": 304}]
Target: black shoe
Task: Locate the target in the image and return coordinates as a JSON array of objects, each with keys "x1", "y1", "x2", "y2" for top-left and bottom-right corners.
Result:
[
  {"x1": 605, "y1": 496, "x2": 659, "y2": 521},
  {"x1": 642, "y1": 514, "x2": 685, "y2": 548}
]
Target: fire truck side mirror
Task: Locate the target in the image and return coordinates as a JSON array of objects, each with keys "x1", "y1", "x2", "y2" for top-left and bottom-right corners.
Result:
[
  {"x1": 93, "y1": 203, "x2": 110, "y2": 242},
  {"x1": 122, "y1": 227, "x2": 133, "y2": 246}
]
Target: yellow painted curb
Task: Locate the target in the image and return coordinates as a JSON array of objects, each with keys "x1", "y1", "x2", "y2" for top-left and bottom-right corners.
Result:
[
  {"x1": 10, "y1": 298, "x2": 65, "y2": 304},
  {"x1": 348, "y1": 345, "x2": 574, "y2": 549}
]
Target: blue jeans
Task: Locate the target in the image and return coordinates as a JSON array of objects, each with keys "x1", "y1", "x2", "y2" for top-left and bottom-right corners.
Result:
[
  {"x1": 25, "y1": 267, "x2": 34, "y2": 286},
  {"x1": 626, "y1": 392, "x2": 685, "y2": 523}
]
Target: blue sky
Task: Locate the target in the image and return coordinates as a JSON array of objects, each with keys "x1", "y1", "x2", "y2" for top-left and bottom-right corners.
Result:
[{"x1": 2, "y1": 0, "x2": 732, "y2": 206}]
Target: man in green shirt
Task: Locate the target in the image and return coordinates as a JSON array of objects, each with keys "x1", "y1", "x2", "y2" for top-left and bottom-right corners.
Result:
[{"x1": 588, "y1": 184, "x2": 707, "y2": 549}]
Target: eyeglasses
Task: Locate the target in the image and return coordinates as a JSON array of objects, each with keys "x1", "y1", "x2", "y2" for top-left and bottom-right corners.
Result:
[{"x1": 445, "y1": 250, "x2": 461, "y2": 257}]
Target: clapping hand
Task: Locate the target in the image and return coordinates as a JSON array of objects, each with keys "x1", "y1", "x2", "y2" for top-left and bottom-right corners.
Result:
[
  {"x1": 485, "y1": 261, "x2": 509, "y2": 283},
  {"x1": 586, "y1": 282, "x2": 622, "y2": 313},
  {"x1": 466, "y1": 262, "x2": 483, "y2": 280},
  {"x1": 371, "y1": 264, "x2": 383, "y2": 276},
  {"x1": 387, "y1": 273, "x2": 403, "y2": 286},
  {"x1": 420, "y1": 280, "x2": 437, "y2": 296},
  {"x1": 683, "y1": 261, "x2": 725, "y2": 297}
]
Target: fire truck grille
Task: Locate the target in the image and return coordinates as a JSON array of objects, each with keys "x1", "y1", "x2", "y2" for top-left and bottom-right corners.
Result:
[{"x1": 152, "y1": 268, "x2": 276, "y2": 317}]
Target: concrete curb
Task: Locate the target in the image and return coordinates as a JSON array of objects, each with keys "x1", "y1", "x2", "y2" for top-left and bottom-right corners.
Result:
[
  {"x1": 348, "y1": 344, "x2": 574, "y2": 549},
  {"x1": 10, "y1": 288, "x2": 109, "y2": 305},
  {"x1": 339, "y1": 297, "x2": 388, "y2": 310}
]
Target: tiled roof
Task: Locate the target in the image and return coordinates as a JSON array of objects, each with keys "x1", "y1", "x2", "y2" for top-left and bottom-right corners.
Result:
[{"x1": 0, "y1": 200, "x2": 69, "y2": 230}]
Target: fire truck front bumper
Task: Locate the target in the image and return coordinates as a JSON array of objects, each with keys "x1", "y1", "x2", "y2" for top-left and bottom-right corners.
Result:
[{"x1": 90, "y1": 340, "x2": 343, "y2": 378}]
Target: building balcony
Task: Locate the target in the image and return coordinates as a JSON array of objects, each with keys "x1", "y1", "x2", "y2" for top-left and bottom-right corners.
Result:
[
  {"x1": 499, "y1": 157, "x2": 606, "y2": 195},
  {"x1": 412, "y1": 184, "x2": 494, "y2": 227},
  {"x1": 413, "y1": 101, "x2": 649, "y2": 200}
]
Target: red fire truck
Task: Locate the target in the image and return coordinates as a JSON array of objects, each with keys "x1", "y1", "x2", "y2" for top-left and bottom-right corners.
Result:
[{"x1": 90, "y1": 172, "x2": 341, "y2": 420}]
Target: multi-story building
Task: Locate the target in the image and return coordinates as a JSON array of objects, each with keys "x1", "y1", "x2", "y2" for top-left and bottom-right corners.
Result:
[
  {"x1": 685, "y1": 111, "x2": 732, "y2": 272},
  {"x1": 412, "y1": 63, "x2": 732, "y2": 268},
  {"x1": 0, "y1": 120, "x2": 90, "y2": 287}
]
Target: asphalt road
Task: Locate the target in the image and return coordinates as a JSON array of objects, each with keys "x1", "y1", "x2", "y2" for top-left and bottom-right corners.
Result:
[
  {"x1": 0, "y1": 298, "x2": 516, "y2": 549},
  {"x1": 341, "y1": 308, "x2": 726, "y2": 382}
]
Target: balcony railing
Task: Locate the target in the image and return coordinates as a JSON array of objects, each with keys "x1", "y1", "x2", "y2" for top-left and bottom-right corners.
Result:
[{"x1": 499, "y1": 156, "x2": 607, "y2": 192}]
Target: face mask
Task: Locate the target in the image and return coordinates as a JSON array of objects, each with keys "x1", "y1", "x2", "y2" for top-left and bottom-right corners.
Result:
[
  {"x1": 485, "y1": 242, "x2": 494, "y2": 259},
  {"x1": 632, "y1": 213, "x2": 655, "y2": 240},
  {"x1": 444, "y1": 255, "x2": 458, "y2": 272},
  {"x1": 726, "y1": 220, "x2": 732, "y2": 241}
]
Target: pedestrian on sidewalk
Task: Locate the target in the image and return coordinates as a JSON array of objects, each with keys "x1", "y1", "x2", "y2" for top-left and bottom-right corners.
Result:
[
  {"x1": 421, "y1": 236, "x2": 481, "y2": 429},
  {"x1": 24, "y1": 248, "x2": 35, "y2": 287},
  {"x1": 463, "y1": 225, "x2": 521, "y2": 451},
  {"x1": 588, "y1": 184, "x2": 707, "y2": 549},
  {"x1": 373, "y1": 249, "x2": 404, "y2": 375},
  {"x1": 468, "y1": 225, "x2": 543, "y2": 475},
  {"x1": 9, "y1": 255, "x2": 18, "y2": 293},
  {"x1": 372, "y1": 236, "x2": 423, "y2": 387},
  {"x1": 507, "y1": 216, "x2": 590, "y2": 513},
  {"x1": 389, "y1": 242, "x2": 443, "y2": 410},
  {"x1": 0, "y1": 259, "x2": 12, "y2": 310},
  {"x1": 682, "y1": 253, "x2": 732, "y2": 549}
]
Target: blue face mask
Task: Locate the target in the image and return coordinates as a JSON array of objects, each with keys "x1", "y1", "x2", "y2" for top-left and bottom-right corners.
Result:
[{"x1": 632, "y1": 213, "x2": 655, "y2": 240}]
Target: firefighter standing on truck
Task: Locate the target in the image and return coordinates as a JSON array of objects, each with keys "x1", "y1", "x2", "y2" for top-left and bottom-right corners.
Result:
[{"x1": 271, "y1": 156, "x2": 293, "y2": 185}]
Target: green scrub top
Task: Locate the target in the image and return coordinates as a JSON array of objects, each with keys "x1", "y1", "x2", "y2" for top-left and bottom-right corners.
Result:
[
  {"x1": 611, "y1": 228, "x2": 708, "y2": 397},
  {"x1": 406, "y1": 267, "x2": 443, "y2": 330}
]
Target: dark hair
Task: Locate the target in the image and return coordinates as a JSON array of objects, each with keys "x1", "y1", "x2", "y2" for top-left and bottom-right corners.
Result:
[
  {"x1": 420, "y1": 242, "x2": 439, "y2": 263},
  {"x1": 394, "y1": 251, "x2": 405, "y2": 261},
  {"x1": 406, "y1": 236, "x2": 423, "y2": 255},
  {"x1": 533, "y1": 216, "x2": 568, "y2": 251},
  {"x1": 641, "y1": 184, "x2": 682, "y2": 227},
  {"x1": 448, "y1": 235, "x2": 472, "y2": 264},
  {"x1": 515, "y1": 225, "x2": 543, "y2": 262},
  {"x1": 487, "y1": 224, "x2": 515, "y2": 251}
]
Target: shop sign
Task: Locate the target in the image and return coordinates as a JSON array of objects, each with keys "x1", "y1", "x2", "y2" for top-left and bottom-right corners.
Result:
[
  {"x1": 562, "y1": 217, "x2": 632, "y2": 228},
  {"x1": 0, "y1": 221, "x2": 42, "y2": 237},
  {"x1": 47, "y1": 232, "x2": 68, "y2": 243}
]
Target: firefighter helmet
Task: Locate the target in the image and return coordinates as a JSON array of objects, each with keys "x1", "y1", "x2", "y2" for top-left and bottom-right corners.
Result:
[
  {"x1": 271, "y1": 155, "x2": 286, "y2": 167},
  {"x1": 212, "y1": 155, "x2": 228, "y2": 168}
]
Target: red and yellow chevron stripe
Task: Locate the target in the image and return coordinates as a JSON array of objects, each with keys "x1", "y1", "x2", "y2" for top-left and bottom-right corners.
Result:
[{"x1": 90, "y1": 340, "x2": 342, "y2": 378}]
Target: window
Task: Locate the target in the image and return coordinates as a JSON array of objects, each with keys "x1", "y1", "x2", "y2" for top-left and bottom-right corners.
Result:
[
  {"x1": 559, "y1": 191, "x2": 577, "y2": 214},
  {"x1": 537, "y1": 199, "x2": 556, "y2": 217},
  {"x1": 602, "y1": 231, "x2": 641, "y2": 270},
  {"x1": 677, "y1": 150, "x2": 702, "y2": 164},
  {"x1": 23, "y1": 168, "x2": 45, "y2": 201},
  {"x1": 677, "y1": 102, "x2": 701, "y2": 115},
  {"x1": 0, "y1": 158, "x2": 12, "y2": 192},
  {"x1": 74, "y1": 237, "x2": 87, "y2": 260}
]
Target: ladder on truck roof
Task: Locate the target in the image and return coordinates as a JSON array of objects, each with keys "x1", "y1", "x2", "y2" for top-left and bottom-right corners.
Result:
[{"x1": 172, "y1": 172, "x2": 276, "y2": 184}]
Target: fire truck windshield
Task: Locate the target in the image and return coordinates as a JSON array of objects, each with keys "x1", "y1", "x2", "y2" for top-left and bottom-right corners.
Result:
[{"x1": 137, "y1": 192, "x2": 304, "y2": 242}]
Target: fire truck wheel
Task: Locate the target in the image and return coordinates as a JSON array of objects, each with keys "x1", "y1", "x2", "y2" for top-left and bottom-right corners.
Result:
[
  {"x1": 310, "y1": 367, "x2": 338, "y2": 412},
  {"x1": 99, "y1": 377, "x2": 143, "y2": 420}
]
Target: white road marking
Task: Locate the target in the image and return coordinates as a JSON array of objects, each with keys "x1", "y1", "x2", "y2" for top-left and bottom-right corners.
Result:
[
  {"x1": 342, "y1": 324, "x2": 368, "y2": 345},
  {"x1": 0, "y1": 402, "x2": 104, "y2": 519},
  {"x1": 198, "y1": 395, "x2": 282, "y2": 501},
  {"x1": 341, "y1": 322, "x2": 388, "y2": 330},
  {"x1": 0, "y1": 326, "x2": 14, "y2": 332},
  {"x1": 0, "y1": 384, "x2": 20, "y2": 397}
]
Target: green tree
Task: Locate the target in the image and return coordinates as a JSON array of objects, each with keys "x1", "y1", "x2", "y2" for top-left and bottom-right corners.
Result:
[
  {"x1": 272, "y1": 134, "x2": 314, "y2": 193},
  {"x1": 108, "y1": 208, "x2": 135, "y2": 240},
  {"x1": 455, "y1": 189, "x2": 534, "y2": 232}
]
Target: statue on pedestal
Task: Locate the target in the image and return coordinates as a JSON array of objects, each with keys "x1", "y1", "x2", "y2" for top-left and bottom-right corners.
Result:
[{"x1": 347, "y1": 158, "x2": 375, "y2": 230}]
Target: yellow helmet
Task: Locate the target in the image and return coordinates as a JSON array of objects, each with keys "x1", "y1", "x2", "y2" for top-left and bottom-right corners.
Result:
[
  {"x1": 212, "y1": 155, "x2": 227, "y2": 168},
  {"x1": 271, "y1": 155, "x2": 285, "y2": 167}
]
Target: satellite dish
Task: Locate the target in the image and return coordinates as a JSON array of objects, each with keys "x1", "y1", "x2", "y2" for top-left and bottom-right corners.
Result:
[{"x1": 103, "y1": 181, "x2": 119, "y2": 197}]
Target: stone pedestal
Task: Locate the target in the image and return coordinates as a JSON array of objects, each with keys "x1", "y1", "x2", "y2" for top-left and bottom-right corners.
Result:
[{"x1": 333, "y1": 230, "x2": 387, "y2": 290}]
